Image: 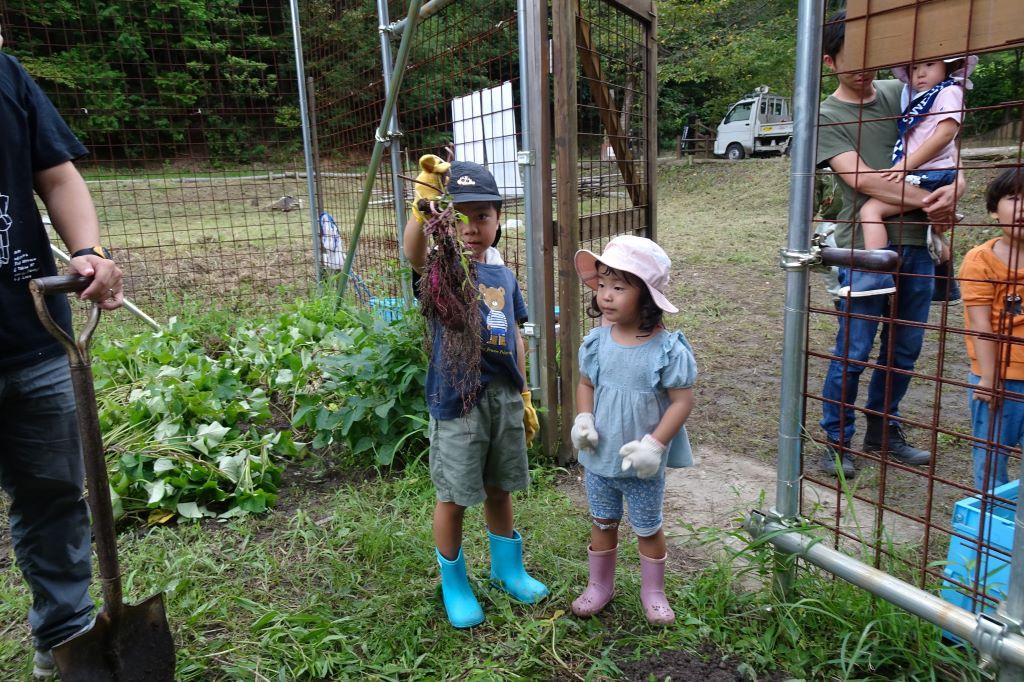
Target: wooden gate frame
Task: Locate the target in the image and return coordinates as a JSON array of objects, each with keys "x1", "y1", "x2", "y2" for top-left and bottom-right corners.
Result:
[{"x1": 551, "y1": 0, "x2": 658, "y2": 463}]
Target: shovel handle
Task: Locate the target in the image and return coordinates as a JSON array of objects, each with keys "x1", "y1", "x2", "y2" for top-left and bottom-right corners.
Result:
[
  {"x1": 30, "y1": 274, "x2": 92, "y2": 295},
  {"x1": 819, "y1": 247, "x2": 900, "y2": 272},
  {"x1": 29, "y1": 275, "x2": 101, "y2": 365}
]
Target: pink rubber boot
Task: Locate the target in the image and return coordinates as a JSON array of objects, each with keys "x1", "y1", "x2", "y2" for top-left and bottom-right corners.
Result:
[
  {"x1": 571, "y1": 545, "x2": 617, "y2": 617},
  {"x1": 639, "y1": 552, "x2": 675, "y2": 625}
]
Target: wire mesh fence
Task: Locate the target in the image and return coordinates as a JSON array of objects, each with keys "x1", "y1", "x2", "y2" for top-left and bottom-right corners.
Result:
[
  {"x1": 802, "y1": 0, "x2": 1024, "y2": 625},
  {"x1": 0, "y1": 1, "x2": 315, "y2": 318},
  {"x1": 573, "y1": 0, "x2": 654, "y2": 326},
  {"x1": 302, "y1": 0, "x2": 526, "y2": 310}
]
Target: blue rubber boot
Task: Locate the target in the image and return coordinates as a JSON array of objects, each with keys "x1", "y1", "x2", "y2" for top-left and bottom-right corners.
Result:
[
  {"x1": 436, "y1": 548, "x2": 485, "y2": 628},
  {"x1": 488, "y1": 530, "x2": 549, "y2": 604}
]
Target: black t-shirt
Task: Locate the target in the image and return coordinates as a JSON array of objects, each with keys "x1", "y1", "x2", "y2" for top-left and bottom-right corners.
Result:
[{"x1": 0, "y1": 53, "x2": 86, "y2": 370}]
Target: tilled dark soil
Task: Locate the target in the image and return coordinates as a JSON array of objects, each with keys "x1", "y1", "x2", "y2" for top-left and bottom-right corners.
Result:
[{"x1": 618, "y1": 643, "x2": 793, "y2": 682}]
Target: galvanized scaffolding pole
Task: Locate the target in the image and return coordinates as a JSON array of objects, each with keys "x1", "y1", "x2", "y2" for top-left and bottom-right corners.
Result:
[
  {"x1": 376, "y1": 0, "x2": 413, "y2": 303},
  {"x1": 517, "y1": 0, "x2": 557, "y2": 456},
  {"x1": 339, "y1": 0, "x2": 424, "y2": 297},
  {"x1": 747, "y1": 511, "x2": 1024, "y2": 670},
  {"x1": 287, "y1": 0, "x2": 322, "y2": 285},
  {"x1": 768, "y1": 0, "x2": 823, "y2": 598}
]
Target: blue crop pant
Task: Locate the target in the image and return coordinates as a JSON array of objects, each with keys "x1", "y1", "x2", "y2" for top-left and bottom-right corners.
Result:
[
  {"x1": 820, "y1": 245, "x2": 935, "y2": 444},
  {"x1": 1, "y1": 355, "x2": 93, "y2": 651}
]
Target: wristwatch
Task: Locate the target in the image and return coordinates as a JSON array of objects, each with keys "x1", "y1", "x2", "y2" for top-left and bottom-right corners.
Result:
[{"x1": 71, "y1": 246, "x2": 113, "y2": 260}]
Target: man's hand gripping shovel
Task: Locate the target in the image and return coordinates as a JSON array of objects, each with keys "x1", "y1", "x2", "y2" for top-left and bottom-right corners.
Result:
[{"x1": 30, "y1": 274, "x2": 175, "y2": 682}]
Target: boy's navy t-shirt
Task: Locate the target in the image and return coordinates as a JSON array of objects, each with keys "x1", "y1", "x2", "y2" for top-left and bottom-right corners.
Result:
[
  {"x1": 0, "y1": 53, "x2": 85, "y2": 370},
  {"x1": 426, "y1": 262, "x2": 527, "y2": 419}
]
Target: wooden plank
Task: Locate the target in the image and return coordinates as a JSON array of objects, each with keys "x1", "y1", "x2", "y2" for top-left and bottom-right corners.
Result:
[
  {"x1": 553, "y1": 0, "x2": 581, "y2": 465},
  {"x1": 645, "y1": 3, "x2": 657, "y2": 240},
  {"x1": 551, "y1": 208, "x2": 646, "y2": 245},
  {"x1": 600, "y1": 0, "x2": 654, "y2": 21},
  {"x1": 844, "y1": 0, "x2": 1024, "y2": 71},
  {"x1": 575, "y1": 0, "x2": 646, "y2": 208}
]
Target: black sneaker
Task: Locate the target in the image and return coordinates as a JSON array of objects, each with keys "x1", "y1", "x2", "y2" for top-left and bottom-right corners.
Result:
[
  {"x1": 818, "y1": 442, "x2": 856, "y2": 478},
  {"x1": 863, "y1": 419, "x2": 931, "y2": 466},
  {"x1": 931, "y1": 259, "x2": 961, "y2": 306},
  {"x1": 32, "y1": 650, "x2": 56, "y2": 679}
]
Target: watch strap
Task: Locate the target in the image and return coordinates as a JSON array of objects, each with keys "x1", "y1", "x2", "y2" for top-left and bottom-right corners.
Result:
[{"x1": 71, "y1": 246, "x2": 112, "y2": 260}]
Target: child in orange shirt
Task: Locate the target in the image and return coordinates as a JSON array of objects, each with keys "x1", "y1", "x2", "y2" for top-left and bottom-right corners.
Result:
[{"x1": 960, "y1": 168, "x2": 1024, "y2": 490}]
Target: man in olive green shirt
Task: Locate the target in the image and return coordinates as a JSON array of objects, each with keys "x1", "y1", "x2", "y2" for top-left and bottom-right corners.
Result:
[{"x1": 815, "y1": 10, "x2": 964, "y2": 477}]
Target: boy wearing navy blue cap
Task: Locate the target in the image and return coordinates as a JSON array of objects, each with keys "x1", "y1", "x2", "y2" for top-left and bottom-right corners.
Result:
[{"x1": 403, "y1": 160, "x2": 547, "y2": 628}]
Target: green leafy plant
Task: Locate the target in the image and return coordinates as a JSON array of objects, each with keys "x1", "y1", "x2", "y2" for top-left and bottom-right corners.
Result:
[{"x1": 291, "y1": 304, "x2": 429, "y2": 466}]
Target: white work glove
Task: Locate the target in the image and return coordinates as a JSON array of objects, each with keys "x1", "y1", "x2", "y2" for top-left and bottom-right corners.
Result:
[
  {"x1": 570, "y1": 413, "x2": 599, "y2": 451},
  {"x1": 619, "y1": 434, "x2": 666, "y2": 479}
]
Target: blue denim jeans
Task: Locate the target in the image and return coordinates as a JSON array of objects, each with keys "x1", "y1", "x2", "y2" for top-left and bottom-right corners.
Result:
[
  {"x1": 968, "y1": 373, "x2": 1024, "y2": 492},
  {"x1": 0, "y1": 355, "x2": 93, "y2": 650},
  {"x1": 820, "y1": 245, "x2": 935, "y2": 444},
  {"x1": 907, "y1": 168, "x2": 957, "y2": 192}
]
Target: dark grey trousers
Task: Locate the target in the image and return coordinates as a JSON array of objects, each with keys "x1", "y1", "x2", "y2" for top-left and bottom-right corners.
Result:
[{"x1": 1, "y1": 355, "x2": 93, "y2": 650}]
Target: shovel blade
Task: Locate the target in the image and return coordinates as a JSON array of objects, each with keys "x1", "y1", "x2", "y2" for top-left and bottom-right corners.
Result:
[{"x1": 52, "y1": 593, "x2": 175, "y2": 682}]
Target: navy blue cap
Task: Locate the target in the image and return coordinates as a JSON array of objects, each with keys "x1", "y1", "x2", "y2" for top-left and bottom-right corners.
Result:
[{"x1": 445, "y1": 161, "x2": 502, "y2": 203}]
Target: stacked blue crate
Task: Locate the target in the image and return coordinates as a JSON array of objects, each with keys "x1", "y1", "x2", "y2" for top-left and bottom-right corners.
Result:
[
  {"x1": 370, "y1": 297, "x2": 407, "y2": 323},
  {"x1": 940, "y1": 479, "x2": 1017, "y2": 636}
]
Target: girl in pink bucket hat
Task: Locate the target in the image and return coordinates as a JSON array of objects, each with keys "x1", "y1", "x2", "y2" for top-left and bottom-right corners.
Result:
[
  {"x1": 568, "y1": 235, "x2": 697, "y2": 625},
  {"x1": 849, "y1": 54, "x2": 977, "y2": 299}
]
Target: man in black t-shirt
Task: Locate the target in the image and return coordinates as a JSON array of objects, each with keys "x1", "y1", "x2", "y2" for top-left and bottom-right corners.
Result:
[{"x1": 0, "y1": 36, "x2": 124, "y2": 678}]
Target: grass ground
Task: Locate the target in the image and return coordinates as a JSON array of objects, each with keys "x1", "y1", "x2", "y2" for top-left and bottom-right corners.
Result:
[
  {"x1": 0, "y1": 462, "x2": 978, "y2": 680},
  {"x1": 1, "y1": 157, "x2": 996, "y2": 679}
]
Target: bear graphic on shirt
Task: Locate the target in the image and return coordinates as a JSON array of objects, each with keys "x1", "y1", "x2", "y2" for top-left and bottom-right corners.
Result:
[{"x1": 479, "y1": 284, "x2": 508, "y2": 347}]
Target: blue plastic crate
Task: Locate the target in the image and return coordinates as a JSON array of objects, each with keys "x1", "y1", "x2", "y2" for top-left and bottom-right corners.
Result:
[
  {"x1": 940, "y1": 479, "x2": 1018, "y2": 638},
  {"x1": 369, "y1": 296, "x2": 407, "y2": 323}
]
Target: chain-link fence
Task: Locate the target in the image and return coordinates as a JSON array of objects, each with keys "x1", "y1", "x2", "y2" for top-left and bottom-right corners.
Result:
[{"x1": 301, "y1": 0, "x2": 527, "y2": 309}]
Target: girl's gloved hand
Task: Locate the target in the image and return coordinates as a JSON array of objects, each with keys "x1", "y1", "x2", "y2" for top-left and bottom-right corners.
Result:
[
  {"x1": 619, "y1": 435, "x2": 666, "y2": 479},
  {"x1": 570, "y1": 413, "x2": 599, "y2": 451}
]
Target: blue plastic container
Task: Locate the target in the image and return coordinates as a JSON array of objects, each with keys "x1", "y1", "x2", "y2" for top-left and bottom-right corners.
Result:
[
  {"x1": 369, "y1": 297, "x2": 406, "y2": 323},
  {"x1": 940, "y1": 479, "x2": 1017, "y2": 633}
]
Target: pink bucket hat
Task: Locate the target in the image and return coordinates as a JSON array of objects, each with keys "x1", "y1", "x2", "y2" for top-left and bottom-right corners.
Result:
[
  {"x1": 574, "y1": 235, "x2": 678, "y2": 314},
  {"x1": 892, "y1": 54, "x2": 979, "y2": 90}
]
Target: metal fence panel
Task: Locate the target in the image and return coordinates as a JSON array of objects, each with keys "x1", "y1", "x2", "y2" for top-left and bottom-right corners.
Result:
[
  {"x1": 1, "y1": 1, "x2": 315, "y2": 316},
  {"x1": 553, "y1": 0, "x2": 656, "y2": 461},
  {"x1": 761, "y1": 0, "x2": 1024, "y2": 671}
]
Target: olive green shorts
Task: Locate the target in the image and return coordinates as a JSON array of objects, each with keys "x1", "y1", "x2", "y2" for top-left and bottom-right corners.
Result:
[{"x1": 429, "y1": 378, "x2": 529, "y2": 507}]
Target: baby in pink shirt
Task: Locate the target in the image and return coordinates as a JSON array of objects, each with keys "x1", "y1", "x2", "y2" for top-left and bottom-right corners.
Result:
[{"x1": 858, "y1": 56, "x2": 977, "y2": 255}]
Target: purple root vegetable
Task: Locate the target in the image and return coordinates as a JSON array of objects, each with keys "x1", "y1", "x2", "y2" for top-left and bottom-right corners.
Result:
[{"x1": 418, "y1": 202, "x2": 481, "y2": 410}]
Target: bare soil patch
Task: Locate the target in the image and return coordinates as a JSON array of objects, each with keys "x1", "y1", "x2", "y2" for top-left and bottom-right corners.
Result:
[{"x1": 617, "y1": 643, "x2": 792, "y2": 682}]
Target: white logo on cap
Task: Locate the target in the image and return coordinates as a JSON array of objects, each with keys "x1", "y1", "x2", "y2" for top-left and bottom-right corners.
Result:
[{"x1": 456, "y1": 175, "x2": 476, "y2": 186}]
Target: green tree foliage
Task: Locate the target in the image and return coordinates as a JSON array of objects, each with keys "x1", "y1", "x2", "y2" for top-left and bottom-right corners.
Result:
[
  {"x1": 657, "y1": 0, "x2": 797, "y2": 146},
  {"x1": 963, "y1": 49, "x2": 1024, "y2": 137},
  {"x1": 4, "y1": 0, "x2": 297, "y2": 163},
  {"x1": 301, "y1": 0, "x2": 519, "y2": 157}
]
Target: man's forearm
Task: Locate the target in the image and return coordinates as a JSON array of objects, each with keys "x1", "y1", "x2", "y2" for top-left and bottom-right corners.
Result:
[
  {"x1": 854, "y1": 173, "x2": 932, "y2": 208},
  {"x1": 35, "y1": 161, "x2": 100, "y2": 253}
]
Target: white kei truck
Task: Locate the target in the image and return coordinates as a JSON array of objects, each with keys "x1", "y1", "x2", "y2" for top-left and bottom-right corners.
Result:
[{"x1": 713, "y1": 86, "x2": 793, "y2": 160}]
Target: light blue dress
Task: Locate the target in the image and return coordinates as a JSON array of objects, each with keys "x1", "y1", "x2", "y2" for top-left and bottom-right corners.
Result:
[{"x1": 578, "y1": 326, "x2": 697, "y2": 478}]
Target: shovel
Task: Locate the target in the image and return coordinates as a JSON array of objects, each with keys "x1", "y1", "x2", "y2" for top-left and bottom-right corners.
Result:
[{"x1": 30, "y1": 274, "x2": 175, "y2": 682}]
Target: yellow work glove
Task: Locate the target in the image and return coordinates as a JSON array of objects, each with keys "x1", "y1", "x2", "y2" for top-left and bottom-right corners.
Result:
[
  {"x1": 410, "y1": 154, "x2": 450, "y2": 223},
  {"x1": 522, "y1": 390, "x2": 539, "y2": 446}
]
